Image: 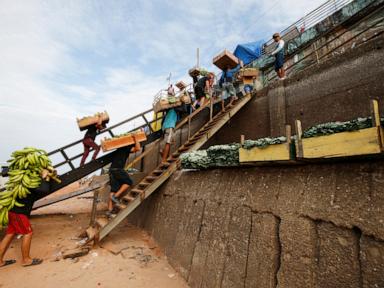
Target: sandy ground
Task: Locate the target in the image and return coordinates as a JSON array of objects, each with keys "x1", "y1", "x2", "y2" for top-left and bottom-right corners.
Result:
[{"x1": 0, "y1": 209, "x2": 189, "y2": 288}]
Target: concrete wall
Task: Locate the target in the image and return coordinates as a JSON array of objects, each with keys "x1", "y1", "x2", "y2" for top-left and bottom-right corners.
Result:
[
  {"x1": 124, "y1": 12, "x2": 384, "y2": 288},
  {"x1": 204, "y1": 32, "x2": 384, "y2": 146},
  {"x1": 130, "y1": 160, "x2": 384, "y2": 288}
]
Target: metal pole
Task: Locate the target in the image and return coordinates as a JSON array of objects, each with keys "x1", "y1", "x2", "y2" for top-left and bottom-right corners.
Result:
[{"x1": 197, "y1": 48, "x2": 200, "y2": 68}]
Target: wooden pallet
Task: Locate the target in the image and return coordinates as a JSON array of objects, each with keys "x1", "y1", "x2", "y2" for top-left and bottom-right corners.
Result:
[
  {"x1": 86, "y1": 94, "x2": 253, "y2": 242},
  {"x1": 295, "y1": 100, "x2": 384, "y2": 159}
]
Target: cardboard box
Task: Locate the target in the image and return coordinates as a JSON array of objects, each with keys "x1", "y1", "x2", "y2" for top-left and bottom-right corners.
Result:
[
  {"x1": 213, "y1": 50, "x2": 239, "y2": 70},
  {"x1": 101, "y1": 131, "x2": 147, "y2": 152},
  {"x1": 77, "y1": 111, "x2": 109, "y2": 131}
]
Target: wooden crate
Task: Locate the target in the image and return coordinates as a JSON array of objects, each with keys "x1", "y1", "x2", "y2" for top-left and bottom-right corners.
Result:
[
  {"x1": 295, "y1": 100, "x2": 384, "y2": 159},
  {"x1": 239, "y1": 143, "x2": 292, "y2": 163},
  {"x1": 239, "y1": 68, "x2": 259, "y2": 77},
  {"x1": 296, "y1": 126, "x2": 383, "y2": 159},
  {"x1": 101, "y1": 131, "x2": 147, "y2": 152},
  {"x1": 175, "y1": 81, "x2": 187, "y2": 90},
  {"x1": 188, "y1": 67, "x2": 200, "y2": 77},
  {"x1": 239, "y1": 126, "x2": 293, "y2": 164},
  {"x1": 153, "y1": 97, "x2": 182, "y2": 113},
  {"x1": 180, "y1": 92, "x2": 191, "y2": 104},
  {"x1": 77, "y1": 111, "x2": 109, "y2": 131},
  {"x1": 241, "y1": 76, "x2": 255, "y2": 85},
  {"x1": 213, "y1": 50, "x2": 239, "y2": 70}
]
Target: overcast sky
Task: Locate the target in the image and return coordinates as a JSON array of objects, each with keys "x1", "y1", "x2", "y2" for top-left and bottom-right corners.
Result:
[{"x1": 0, "y1": 0, "x2": 328, "y2": 163}]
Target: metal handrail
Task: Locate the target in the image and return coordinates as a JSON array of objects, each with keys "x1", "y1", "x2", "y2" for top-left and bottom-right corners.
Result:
[
  {"x1": 47, "y1": 82, "x2": 199, "y2": 173},
  {"x1": 266, "y1": 2, "x2": 384, "y2": 82},
  {"x1": 262, "y1": 0, "x2": 353, "y2": 52}
]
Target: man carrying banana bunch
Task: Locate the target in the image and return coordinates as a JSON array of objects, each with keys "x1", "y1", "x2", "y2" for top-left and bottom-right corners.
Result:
[{"x1": 0, "y1": 169, "x2": 51, "y2": 268}]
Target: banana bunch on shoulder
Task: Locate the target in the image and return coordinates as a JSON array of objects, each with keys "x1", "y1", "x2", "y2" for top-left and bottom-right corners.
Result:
[{"x1": 0, "y1": 147, "x2": 60, "y2": 228}]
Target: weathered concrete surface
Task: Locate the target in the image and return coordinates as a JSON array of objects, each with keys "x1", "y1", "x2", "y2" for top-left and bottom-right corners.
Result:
[
  {"x1": 206, "y1": 32, "x2": 384, "y2": 144},
  {"x1": 129, "y1": 160, "x2": 384, "y2": 287}
]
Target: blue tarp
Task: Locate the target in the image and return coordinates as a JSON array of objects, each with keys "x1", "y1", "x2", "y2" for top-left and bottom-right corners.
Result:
[{"x1": 233, "y1": 40, "x2": 264, "y2": 66}]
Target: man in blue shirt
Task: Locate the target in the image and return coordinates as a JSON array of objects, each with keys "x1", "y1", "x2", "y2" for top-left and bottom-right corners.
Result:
[{"x1": 161, "y1": 108, "x2": 178, "y2": 163}]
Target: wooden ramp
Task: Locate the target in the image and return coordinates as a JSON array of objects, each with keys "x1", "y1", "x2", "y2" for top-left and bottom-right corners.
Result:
[{"x1": 86, "y1": 94, "x2": 253, "y2": 241}]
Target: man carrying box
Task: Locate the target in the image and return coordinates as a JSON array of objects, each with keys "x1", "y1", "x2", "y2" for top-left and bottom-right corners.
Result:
[{"x1": 79, "y1": 115, "x2": 105, "y2": 167}]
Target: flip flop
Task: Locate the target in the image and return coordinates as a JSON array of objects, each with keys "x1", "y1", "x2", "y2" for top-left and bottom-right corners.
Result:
[
  {"x1": 22, "y1": 258, "x2": 43, "y2": 267},
  {"x1": 0, "y1": 259, "x2": 16, "y2": 267}
]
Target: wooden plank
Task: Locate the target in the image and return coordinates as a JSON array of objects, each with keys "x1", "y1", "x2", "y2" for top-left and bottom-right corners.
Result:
[
  {"x1": 301, "y1": 127, "x2": 382, "y2": 159},
  {"x1": 239, "y1": 143, "x2": 291, "y2": 163},
  {"x1": 295, "y1": 120, "x2": 304, "y2": 158}
]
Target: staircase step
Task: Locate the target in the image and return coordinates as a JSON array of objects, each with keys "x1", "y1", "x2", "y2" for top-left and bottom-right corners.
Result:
[
  {"x1": 122, "y1": 195, "x2": 135, "y2": 203},
  {"x1": 178, "y1": 147, "x2": 189, "y2": 152},
  {"x1": 131, "y1": 188, "x2": 145, "y2": 195},
  {"x1": 167, "y1": 158, "x2": 177, "y2": 162},
  {"x1": 172, "y1": 152, "x2": 180, "y2": 157},
  {"x1": 96, "y1": 217, "x2": 109, "y2": 228},
  {"x1": 138, "y1": 182, "x2": 150, "y2": 188},
  {"x1": 115, "y1": 203, "x2": 127, "y2": 210},
  {"x1": 152, "y1": 169, "x2": 163, "y2": 175},
  {"x1": 159, "y1": 162, "x2": 170, "y2": 168},
  {"x1": 145, "y1": 175, "x2": 158, "y2": 181}
]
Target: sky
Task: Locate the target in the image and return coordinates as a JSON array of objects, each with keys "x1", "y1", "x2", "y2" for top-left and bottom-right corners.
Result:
[{"x1": 0, "y1": 0, "x2": 327, "y2": 164}]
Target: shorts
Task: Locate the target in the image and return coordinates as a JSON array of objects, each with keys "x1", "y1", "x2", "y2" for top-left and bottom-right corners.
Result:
[
  {"x1": 164, "y1": 128, "x2": 175, "y2": 144},
  {"x1": 109, "y1": 169, "x2": 133, "y2": 192},
  {"x1": 6, "y1": 212, "x2": 32, "y2": 235},
  {"x1": 195, "y1": 86, "x2": 208, "y2": 100},
  {"x1": 275, "y1": 52, "x2": 285, "y2": 71}
]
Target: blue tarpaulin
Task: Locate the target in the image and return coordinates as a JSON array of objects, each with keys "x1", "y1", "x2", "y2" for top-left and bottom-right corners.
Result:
[{"x1": 233, "y1": 40, "x2": 264, "y2": 65}]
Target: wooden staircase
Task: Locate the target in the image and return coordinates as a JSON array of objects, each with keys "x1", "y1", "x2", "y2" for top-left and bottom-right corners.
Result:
[{"x1": 87, "y1": 94, "x2": 253, "y2": 242}]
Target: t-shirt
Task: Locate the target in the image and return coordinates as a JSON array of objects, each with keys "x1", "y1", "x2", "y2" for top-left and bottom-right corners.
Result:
[
  {"x1": 196, "y1": 76, "x2": 209, "y2": 89},
  {"x1": 85, "y1": 125, "x2": 98, "y2": 140},
  {"x1": 162, "y1": 109, "x2": 178, "y2": 130},
  {"x1": 271, "y1": 39, "x2": 285, "y2": 56},
  {"x1": 110, "y1": 145, "x2": 134, "y2": 169},
  {"x1": 11, "y1": 181, "x2": 51, "y2": 216}
]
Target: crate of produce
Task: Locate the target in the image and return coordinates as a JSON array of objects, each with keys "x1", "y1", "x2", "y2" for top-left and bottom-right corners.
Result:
[
  {"x1": 295, "y1": 100, "x2": 384, "y2": 159},
  {"x1": 77, "y1": 111, "x2": 109, "y2": 131},
  {"x1": 213, "y1": 50, "x2": 239, "y2": 70},
  {"x1": 153, "y1": 96, "x2": 183, "y2": 113},
  {"x1": 239, "y1": 127, "x2": 293, "y2": 164},
  {"x1": 239, "y1": 68, "x2": 259, "y2": 78},
  {"x1": 179, "y1": 91, "x2": 191, "y2": 104},
  {"x1": 101, "y1": 131, "x2": 147, "y2": 152}
]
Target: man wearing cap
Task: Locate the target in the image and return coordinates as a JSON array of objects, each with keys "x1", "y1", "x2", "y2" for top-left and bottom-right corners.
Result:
[{"x1": 270, "y1": 33, "x2": 286, "y2": 80}]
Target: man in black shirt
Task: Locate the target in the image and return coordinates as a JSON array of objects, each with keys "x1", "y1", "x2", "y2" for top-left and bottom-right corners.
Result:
[
  {"x1": 108, "y1": 139, "x2": 140, "y2": 215},
  {"x1": 0, "y1": 170, "x2": 50, "y2": 267},
  {"x1": 80, "y1": 116, "x2": 105, "y2": 167},
  {"x1": 193, "y1": 72, "x2": 214, "y2": 109}
]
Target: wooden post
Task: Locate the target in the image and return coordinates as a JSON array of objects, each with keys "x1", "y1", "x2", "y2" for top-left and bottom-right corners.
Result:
[
  {"x1": 294, "y1": 120, "x2": 304, "y2": 158},
  {"x1": 210, "y1": 99, "x2": 213, "y2": 121},
  {"x1": 188, "y1": 117, "x2": 191, "y2": 140},
  {"x1": 371, "y1": 99, "x2": 380, "y2": 127},
  {"x1": 240, "y1": 135, "x2": 245, "y2": 146},
  {"x1": 286, "y1": 125, "x2": 292, "y2": 144},
  {"x1": 313, "y1": 42, "x2": 320, "y2": 64},
  {"x1": 89, "y1": 188, "x2": 100, "y2": 227}
]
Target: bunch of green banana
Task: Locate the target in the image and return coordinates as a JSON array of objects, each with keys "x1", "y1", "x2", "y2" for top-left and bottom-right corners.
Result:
[{"x1": 0, "y1": 147, "x2": 59, "y2": 228}]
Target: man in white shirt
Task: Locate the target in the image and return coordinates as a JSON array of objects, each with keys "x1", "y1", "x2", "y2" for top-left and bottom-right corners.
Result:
[{"x1": 270, "y1": 33, "x2": 286, "y2": 80}]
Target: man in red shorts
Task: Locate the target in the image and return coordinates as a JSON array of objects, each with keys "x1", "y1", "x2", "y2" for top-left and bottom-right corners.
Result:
[{"x1": 0, "y1": 169, "x2": 51, "y2": 267}]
